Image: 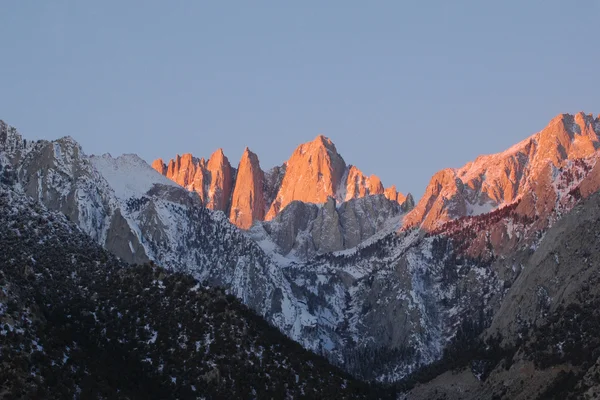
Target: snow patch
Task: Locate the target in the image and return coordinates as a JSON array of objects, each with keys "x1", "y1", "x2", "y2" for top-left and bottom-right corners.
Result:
[{"x1": 90, "y1": 153, "x2": 178, "y2": 200}]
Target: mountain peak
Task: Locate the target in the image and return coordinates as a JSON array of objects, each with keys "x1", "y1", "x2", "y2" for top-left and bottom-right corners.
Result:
[
  {"x1": 536, "y1": 111, "x2": 600, "y2": 165},
  {"x1": 230, "y1": 148, "x2": 265, "y2": 229},
  {"x1": 206, "y1": 148, "x2": 233, "y2": 211},
  {"x1": 241, "y1": 146, "x2": 259, "y2": 160},
  {"x1": 153, "y1": 135, "x2": 408, "y2": 228},
  {"x1": 314, "y1": 134, "x2": 332, "y2": 144},
  {"x1": 265, "y1": 135, "x2": 346, "y2": 220},
  {"x1": 210, "y1": 148, "x2": 227, "y2": 160},
  {"x1": 405, "y1": 111, "x2": 600, "y2": 231},
  {"x1": 294, "y1": 135, "x2": 339, "y2": 157}
]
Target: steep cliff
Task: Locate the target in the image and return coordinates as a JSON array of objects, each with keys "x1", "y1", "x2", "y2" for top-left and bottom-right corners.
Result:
[
  {"x1": 229, "y1": 147, "x2": 265, "y2": 229},
  {"x1": 153, "y1": 134, "x2": 412, "y2": 229},
  {"x1": 404, "y1": 112, "x2": 600, "y2": 231},
  {"x1": 265, "y1": 135, "x2": 347, "y2": 220}
]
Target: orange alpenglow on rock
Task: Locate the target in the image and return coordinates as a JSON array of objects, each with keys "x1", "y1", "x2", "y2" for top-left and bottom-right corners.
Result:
[
  {"x1": 152, "y1": 150, "x2": 233, "y2": 211},
  {"x1": 383, "y1": 184, "x2": 407, "y2": 205},
  {"x1": 265, "y1": 135, "x2": 346, "y2": 220},
  {"x1": 229, "y1": 148, "x2": 265, "y2": 229},
  {"x1": 205, "y1": 149, "x2": 233, "y2": 211},
  {"x1": 152, "y1": 134, "x2": 411, "y2": 229},
  {"x1": 151, "y1": 158, "x2": 167, "y2": 175},
  {"x1": 403, "y1": 112, "x2": 600, "y2": 232},
  {"x1": 165, "y1": 153, "x2": 208, "y2": 201},
  {"x1": 344, "y1": 166, "x2": 384, "y2": 200}
]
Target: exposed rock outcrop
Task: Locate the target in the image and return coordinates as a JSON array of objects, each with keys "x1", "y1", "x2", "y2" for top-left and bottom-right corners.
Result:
[
  {"x1": 153, "y1": 134, "x2": 412, "y2": 229},
  {"x1": 344, "y1": 165, "x2": 385, "y2": 200},
  {"x1": 251, "y1": 194, "x2": 403, "y2": 260},
  {"x1": 229, "y1": 148, "x2": 265, "y2": 229},
  {"x1": 205, "y1": 149, "x2": 233, "y2": 211},
  {"x1": 265, "y1": 135, "x2": 347, "y2": 220},
  {"x1": 157, "y1": 153, "x2": 208, "y2": 202},
  {"x1": 153, "y1": 150, "x2": 234, "y2": 212},
  {"x1": 6, "y1": 112, "x2": 600, "y2": 390},
  {"x1": 405, "y1": 112, "x2": 600, "y2": 231}
]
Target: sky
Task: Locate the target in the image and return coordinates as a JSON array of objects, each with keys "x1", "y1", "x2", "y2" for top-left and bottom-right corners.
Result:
[{"x1": 1, "y1": 1, "x2": 599, "y2": 200}]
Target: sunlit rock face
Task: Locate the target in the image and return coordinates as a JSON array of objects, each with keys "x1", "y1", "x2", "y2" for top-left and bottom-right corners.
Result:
[
  {"x1": 405, "y1": 112, "x2": 600, "y2": 232},
  {"x1": 153, "y1": 134, "x2": 412, "y2": 229},
  {"x1": 205, "y1": 149, "x2": 233, "y2": 211},
  {"x1": 265, "y1": 135, "x2": 347, "y2": 220},
  {"x1": 343, "y1": 165, "x2": 384, "y2": 200},
  {"x1": 152, "y1": 149, "x2": 233, "y2": 212},
  {"x1": 229, "y1": 148, "x2": 265, "y2": 229},
  {"x1": 6, "y1": 112, "x2": 600, "y2": 387}
]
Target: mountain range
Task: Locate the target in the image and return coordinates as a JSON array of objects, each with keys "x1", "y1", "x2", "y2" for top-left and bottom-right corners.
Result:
[
  {"x1": 2, "y1": 111, "x2": 600, "y2": 399},
  {"x1": 151, "y1": 134, "x2": 413, "y2": 229}
]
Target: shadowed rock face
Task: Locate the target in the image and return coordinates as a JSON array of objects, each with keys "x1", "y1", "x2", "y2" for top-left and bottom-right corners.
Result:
[
  {"x1": 251, "y1": 194, "x2": 403, "y2": 260},
  {"x1": 153, "y1": 134, "x2": 411, "y2": 229},
  {"x1": 405, "y1": 112, "x2": 600, "y2": 231},
  {"x1": 104, "y1": 208, "x2": 149, "y2": 265},
  {"x1": 403, "y1": 191, "x2": 600, "y2": 400},
  {"x1": 0, "y1": 121, "x2": 322, "y2": 357}
]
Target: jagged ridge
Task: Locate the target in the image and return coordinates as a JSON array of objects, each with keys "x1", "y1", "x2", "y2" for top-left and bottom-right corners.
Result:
[{"x1": 152, "y1": 135, "x2": 413, "y2": 228}]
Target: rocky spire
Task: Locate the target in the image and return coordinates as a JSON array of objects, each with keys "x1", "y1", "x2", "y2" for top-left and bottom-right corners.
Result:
[
  {"x1": 151, "y1": 158, "x2": 167, "y2": 175},
  {"x1": 384, "y1": 184, "x2": 408, "y2": 204},
  {"x1": 205, "y1": 149, "x2": 233, "y2": 212},
  {"x1": 152, "y1": 134, "x2": 409, "y2": 228},
  {"x1": 229, "y1": 148, "x2": 266, "y2": 229},
  {"x1": 344, "y1": 166, "x2": 384, "y2": 200},
  {"x1": 157, "y1": 153, "x2": 208, "y2": 203}
]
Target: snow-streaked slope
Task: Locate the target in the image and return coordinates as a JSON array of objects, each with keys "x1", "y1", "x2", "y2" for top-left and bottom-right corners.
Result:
[
  {"x1": 249, "y1": 194, "x2": 406, "y2": 264},
  {"x1": 0, "y1": 123, "x2": 333, "y2": 370},
  {"x1": 90, "y1": 153, "x2": 179, "y2": 200},
  {"x1": 405, "y1": 112, "x2": 600, "y2": 231}
]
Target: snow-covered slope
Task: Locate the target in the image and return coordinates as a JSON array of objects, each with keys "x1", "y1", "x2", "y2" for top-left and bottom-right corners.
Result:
[
  {"x1": 90, "y1": 153, "x2": 179, "y2": 199},
  {"x1": 0, "y1": 120, "x2": 317, "y2": 352}
]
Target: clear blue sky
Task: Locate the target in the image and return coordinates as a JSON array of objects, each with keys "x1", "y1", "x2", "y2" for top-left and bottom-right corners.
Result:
[{"x1": 1, "y1": 1, "x2": 598, "y2": 199}]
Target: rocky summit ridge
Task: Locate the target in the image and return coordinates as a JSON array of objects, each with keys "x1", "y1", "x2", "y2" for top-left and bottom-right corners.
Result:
[
  {"x1": 404, "y1": 111, "x2": 600, "y2": 232},
  {"x1": 152, "y1": 134, "x2": 412, "y2": 229}
]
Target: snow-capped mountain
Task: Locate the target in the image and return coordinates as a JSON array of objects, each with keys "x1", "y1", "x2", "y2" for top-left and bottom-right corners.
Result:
[
  {"x1": 3, "y1": 112, "x2": 600, "y2": 388},
  {"x1": 404, "y1": 112, "x2": 600, "y2": 232},
  {"x1": 1, "y1": 120, "x2": 412, "y2": 372}
]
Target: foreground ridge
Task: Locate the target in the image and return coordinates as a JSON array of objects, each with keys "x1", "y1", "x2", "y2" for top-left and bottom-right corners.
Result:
[{"x1": 0, "y1": 181, "x2": 390, "y2": 399}]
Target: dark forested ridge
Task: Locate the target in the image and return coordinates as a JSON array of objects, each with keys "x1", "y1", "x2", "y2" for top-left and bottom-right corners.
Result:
[{"x1": 0, "y1": 183, "x2": 391, "y2": 399}]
